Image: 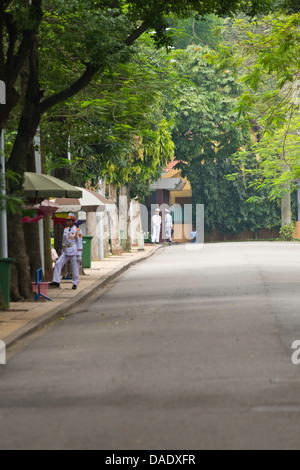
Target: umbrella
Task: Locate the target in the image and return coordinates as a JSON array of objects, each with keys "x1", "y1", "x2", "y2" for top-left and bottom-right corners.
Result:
[
  {"x1": 33, "y1": 199, "x2": 59, "y2": 215},
  {"x1": 52, "y1": 198, "x2": 81, "y2": 214},
  {"x1": 22, "y1": 200, "x2": 58, "y2": 224},
  {"x1": 52, "y1": 215, "x2": 85, "y2": 228},
  {"x1": 76, "y1": 187, "x2": 115, "y2": 212},
  {"x1": 23, "y1": 172, "x2": 83, "y2": 198}
]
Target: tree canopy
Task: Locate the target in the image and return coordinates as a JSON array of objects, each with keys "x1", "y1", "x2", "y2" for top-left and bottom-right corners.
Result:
[
  {"x1": 171, "y1": 44, "x2": 282, "y2": 235},
  {"x1": 216, "y1": 12, "x2": 300, "y2": 210},
  {"x1": 0, "y1": 0, "x2": 294, "y2": 301}
]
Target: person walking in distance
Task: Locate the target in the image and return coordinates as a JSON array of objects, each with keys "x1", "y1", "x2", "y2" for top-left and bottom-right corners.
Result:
[
  {"x1": 190, "y1": 227, "x2": 198, "y2": 243},
  {"x1": 165, "y1": 209, "x2": 173, "y2": 245},
  {"x1": 152, "y1": 208, "x2": 162, "y2": 244},
  {"x1": 49, "y1": 213, "x2": 83, "y2": 290}
]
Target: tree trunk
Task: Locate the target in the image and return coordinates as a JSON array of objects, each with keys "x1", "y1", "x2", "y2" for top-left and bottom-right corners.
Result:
[
  {"x1": 2, "y1": 4, "x2": 152, "y2": 300},
  {"x1": 119, "y1": 184, "x2": 130, "y2": 252},
  {"x1": 86, "y1": 211, "x2": 99, "y2": 260},
  {"x1": 8, "y1": 214, "x2": 33, "y2": 301},
  {"x1": 7, "y1": 41, "x2": 42, "y2": 300},
  {"x1": 43, "y1": 215, "x2": 53, "y2": 281},
  {"x1": 100, "y1": 177, "x2": 110, "y2": 257},
  {"x1": 127, "y1": 189, "x2": 133, "y2": 252},
  {"x1": 23, "y1": 142, "x2": 43, "y2": 282},
  {"x1": 109, "y1": 183, "x2": 122, "y2": 256},
  {"x1": 103, "y1": 209, "x2": 110, "y2": 257},
  {"x1": 54, "y1": 223, "x2": 64, "y2": 257},
  {"x1": 0, "y1": 0, "x2": 43, "y2": 131},
  {"x1": 24, "y1": 222, "x2": 42, "y2": 282},
  {"x1": 281, "y1": 162, "x2": 291, "y2": 227},
  {"x1": 130, "y1": 199, "x2": 143, "y2": 245},
  {"x1": 281, "y1": 190, "x2": 291, "y2": 227}
]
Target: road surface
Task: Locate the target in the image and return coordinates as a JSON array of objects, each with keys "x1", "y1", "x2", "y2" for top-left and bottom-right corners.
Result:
[{"x1": 1, "y1": 242, "x2": 300, "y2": 450}]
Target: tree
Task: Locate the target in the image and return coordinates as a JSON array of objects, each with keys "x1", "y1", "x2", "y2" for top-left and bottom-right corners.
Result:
[
  {"x1": 228, "y1": 121, "x2": 299, "y2": 227},
  {"x1": 41, "y1": 37, "x2": 178, "y2": 202},
  {"x1": 172, "y1": 44, "x2": 282, "y2": 236},
  {"x1": 0, "y1": 0, "x2": 276, "y2": 300},
  {"x1": 218, "y1": 13, "x2": 300, "y2": 226},
  {"x1": 172, "y1": 45, "x2": 242, "y2": 233},
  {"x1": 169, "y1": 14, "x2": 223, "y2": 50}
]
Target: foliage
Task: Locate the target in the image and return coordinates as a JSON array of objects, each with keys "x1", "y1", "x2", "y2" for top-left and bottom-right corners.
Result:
[
  {"x1": 41, "y1": 39, "x2": 179, "y2": 200},
  {"x1": 172, "y1": 44, "x2": 243, "y2": 160},
  {"x1": 0, "y1": 192, "x2": 23, "y2": 214},
  {"x1": 172, "y1": 42, "x2": 286, "y2": 235},
  {"x1": 228, "y1": 122, "x2": 300, "y2": 202},
  {"x1": 215, "y1": 13, "x2": 300, "y2": 201},
  {"x1": 280, "y1": 0, "x2": 300, "y2": 13},
  {"x1": 0, "y1": 0, "x2": 288, "y2": 301},
  {"x1": 0, "y1": 0, "x2": 280, "y2": 186},
  {"x1": 169, "y1": 14, "x2": 223, "y2": 50},
  {"x1": 183, "y1": 154, "x2": 282, "y2": 234},
  {"x1": 279, "y1": 223, "x2": 295, "y2": 241},
  {"x1": 143, "y1": 232, "x2": 152, "y2": 243}
]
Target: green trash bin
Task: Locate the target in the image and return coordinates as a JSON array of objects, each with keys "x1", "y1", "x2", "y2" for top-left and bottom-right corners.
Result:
[
  {"x1": 0, "y1": 258, "x2": 14, "y2": 308},
  {"x1": 82, "y1": 236, "x2": 93, "y2": 268}
]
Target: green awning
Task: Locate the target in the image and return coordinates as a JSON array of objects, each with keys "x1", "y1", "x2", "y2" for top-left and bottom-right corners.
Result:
[{"x1": 23, "y1": 172, "x2": 82, "y2": 199}]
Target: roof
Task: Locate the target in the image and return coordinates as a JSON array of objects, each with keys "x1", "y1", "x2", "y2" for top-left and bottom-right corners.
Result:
[
  {"x1": 162, "y1": 168, "x2": 182, "y2": 179},
  {"x1": 150, "y1": 177, "x2": 186, "y2": 192},
  {"x1": 164, "y1": 159, "x2": 180, "y2": 172},
  {"x1": 52, "y1": 198, "x2": 81, "y2": 213},
  {"x1": 76, "y1": 187, "x2": 115, "y2": 212},
  {"x1": 53, "y1": 189, "x2": 115, "y2": 214}
]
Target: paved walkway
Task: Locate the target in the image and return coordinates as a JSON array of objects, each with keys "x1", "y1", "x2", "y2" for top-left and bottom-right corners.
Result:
[{"x1": 0, "y1": 245, "x2": 162, "y2": 348}]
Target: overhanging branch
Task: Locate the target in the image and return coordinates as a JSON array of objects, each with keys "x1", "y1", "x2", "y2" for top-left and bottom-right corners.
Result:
[
  {"x1": 40, "y1": 21, "x2": 150, "y2": 115},
  {"x1": 125, "y1": 21, "x2": 149, "y2": 46},
  {"x1": 40, "y1": 63, "x2": 100, "y2": 115}
]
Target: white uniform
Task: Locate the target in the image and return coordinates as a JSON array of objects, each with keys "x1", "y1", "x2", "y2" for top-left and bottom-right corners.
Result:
[
  {"x1": 165, "y1": 213, "x2": 173, "y2": 242},
  {"x1": 53, "y1": 226, "x2": 83, "y2": 287},
  {"x1": 152, "y1": 213, "x2": 162, "y2": 243}
]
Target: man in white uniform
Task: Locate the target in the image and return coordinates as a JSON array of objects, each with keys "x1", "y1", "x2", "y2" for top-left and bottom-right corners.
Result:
[
  {"x1": 152, "y1": 208, "x2": 162, "y2": 244},
  {"x1": 165, "y1": 209, "x2": 173, "y2": 245},
  {"x1": 49, "y1": 213, "x2": 83, "y2": 290}
]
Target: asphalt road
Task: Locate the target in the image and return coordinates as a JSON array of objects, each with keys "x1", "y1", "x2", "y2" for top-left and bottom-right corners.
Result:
[{"x1": 1, "y1": 242, "x2": 300, "y2": 450}]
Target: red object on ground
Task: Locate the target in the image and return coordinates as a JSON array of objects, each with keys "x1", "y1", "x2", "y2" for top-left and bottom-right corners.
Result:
[{"x1": 31, "y1": 282, "x2": 49, "y2": 298}]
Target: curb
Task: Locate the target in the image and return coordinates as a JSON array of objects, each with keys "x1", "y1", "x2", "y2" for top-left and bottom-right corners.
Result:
[{"x1": 4, "y1": 245, "x2": 163, "y2": 349}]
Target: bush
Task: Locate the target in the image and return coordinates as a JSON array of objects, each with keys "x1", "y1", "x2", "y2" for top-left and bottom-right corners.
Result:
[
  {"x1": 279, "y1": 223, "x2": 295, "y2": 241},
  {"x1": 144, "y1": 232, "x2": 152, "y2": 244}
]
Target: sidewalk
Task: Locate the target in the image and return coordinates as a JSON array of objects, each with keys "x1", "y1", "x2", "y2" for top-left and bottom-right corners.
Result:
[{"x1": 0, "y1": 245, "x2": 162, "y2": 349}]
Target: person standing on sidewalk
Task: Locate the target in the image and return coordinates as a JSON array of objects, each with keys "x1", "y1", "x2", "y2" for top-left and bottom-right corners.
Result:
[
  {"x1": 49, "y1": 213, "x2": 83, "y2": 290},
  {"x1": 165, "y1": 209, "x2": 173, "y2": 246},
  {"x1": 152, "y1": 208, "x2": 162, "y2": 244}
]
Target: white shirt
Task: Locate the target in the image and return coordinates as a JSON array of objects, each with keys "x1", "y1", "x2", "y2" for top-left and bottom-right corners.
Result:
[
  {"x1": 165, "y1": 213, "x2": 173, "y2": 228},
  {"x1": 152, "y1": 214, "x2": 162, "y2": 226},
  {"x1": 62, "y1": 226, "x2": 83, "y2": 257}
]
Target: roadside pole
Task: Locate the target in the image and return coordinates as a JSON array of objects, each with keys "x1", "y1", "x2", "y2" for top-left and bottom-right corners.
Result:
[
  {"x1": 34, "y1": 127, "x2": 45, "y2": 276},
  {"x1": 0, "y1": 130, "x2": 8, "y2": 258},
  {"x1": 0, "y1": 79, "x2": 8, "y2": 258}
]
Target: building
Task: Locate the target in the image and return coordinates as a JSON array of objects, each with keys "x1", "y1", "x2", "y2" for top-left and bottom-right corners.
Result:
[{"x1": 148, "y1": 159, "x2": 193, "y2": 243}]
